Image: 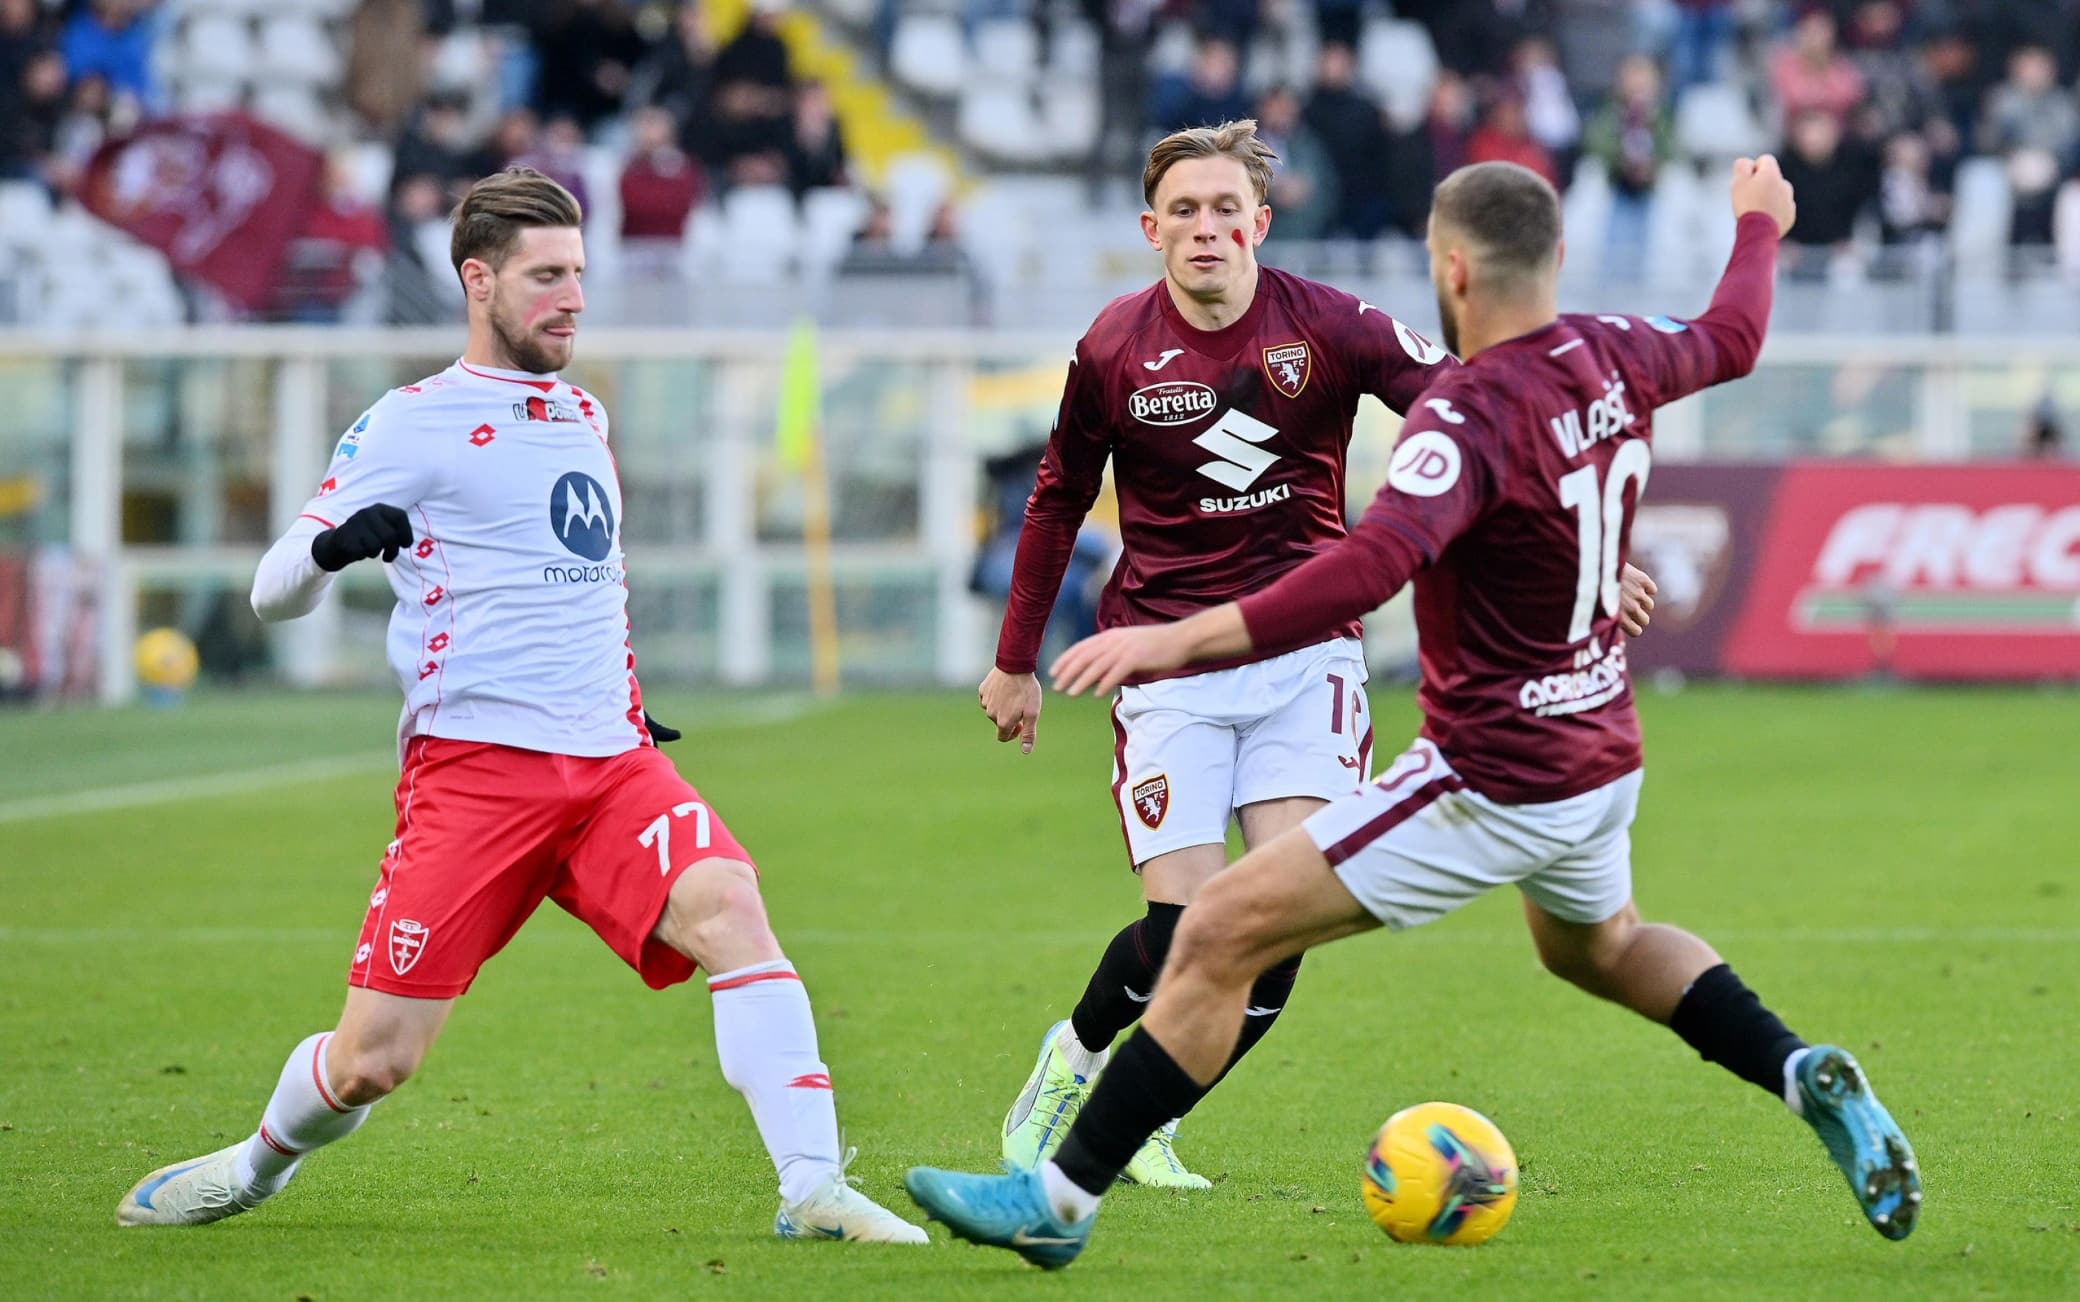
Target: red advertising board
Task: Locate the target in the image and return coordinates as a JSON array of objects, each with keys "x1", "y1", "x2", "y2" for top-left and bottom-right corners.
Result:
[{"x1": 1628, "y1": 464, "x2": 2080, "y2": 681}]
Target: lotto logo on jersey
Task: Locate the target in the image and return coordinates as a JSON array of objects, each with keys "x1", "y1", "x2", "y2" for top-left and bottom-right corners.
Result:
[
  {"x1": 1129, "y1": 380, "x2": 1217, "y2": 426},
  {"x1": 549, "y1": 471, "x2": 615, "y2": 561},
  {"x1": 1262, "y1": 342, "x2": 1311, "y2": 398},
  {"x1": 388, "y1": 919, "x2": 430, "y2": 975},
  {"x1": 1130, "y1": 774, "x2": 1169, "y2": 829}
]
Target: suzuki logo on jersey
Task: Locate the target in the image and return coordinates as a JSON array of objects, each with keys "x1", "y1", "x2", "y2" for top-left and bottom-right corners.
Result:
[
  {"x1": 1262, "y1": 342, "x2": 1311, "y2": 398},
  {"x1": 1129, "y1": 380, "x2": 1217, "y2": 426},
  {"x1": 1130, "y1": 774, "x2": 1169, "y2": 829},
  {"x1": 514, "y1": 395, "x2": 582, "y2": 423},
  {"x1": 550, "y1": 472, "x2": 615, "y2": 561},
  {"x1": 388, "y1": 919, "x2": 430, "y2": 975}
]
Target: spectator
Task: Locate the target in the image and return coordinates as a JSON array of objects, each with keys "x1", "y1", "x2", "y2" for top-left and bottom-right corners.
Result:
[
  {"x1": 1080, "y1": 0, "x2": 1156, "y2": 200},
  {"x1": 1254, "y1": 84, "x2": 1335, "y2": 241},
  {"x1": 513, "y1": 114, "x2": 590, "y2": 216},
  {"x1": 785, "y1": 81, "x2": 847, "y2": 197},
  {"x1": 278, "y1": 155, "x2": 390, "y2": 323},
  {"x1": 1301, "y1": 42, "x2": 1390, "y2": 240},
  {"x1": 57, "y1": 0, "x2": 154, "y2": 109},
  {"x1": 1874, "y1": 130, "x2": 1950, "y2": 258},
  {"x1": 1584, "y1": 53, "x2": 1673, "y2": 282},
  {"x1": 0, "y1": 0, "x2": 52, "y2": 131},
  {"x1": 1769, "y1": 8, "x2": 1865, "y2": 131},
  {"x1": 383, "y1": 170, "x2": 458, "y2": 323},
  {"x1": 1776, "y1": 108, "x2": 1878, "y2": 274},
  {"x1": 1314, "y1": 0, "x2": 1362, "y2": 54},
  {"x1": 1667, "y1": 0, "x2": 1735, "y2": 96},
  {"x1": 709, "y1": 0, "x2": 794, "y2": 177},
  {"x1": 345, "y1": 0, "x2": 425, "y2": 137},
  {"x1": 1548, "y1": 0, "x2": 1633, "y2": 110},
  {"x1": 1150, "y1": 36, "x2": 1250, "y2": 133},
  {"x1": 1979, "y1": 43, "x2": 2080, "y2": 247},
  {"x1": 391, "y1": 92, "x2": 490, "y2": 203},
  {"x1": 628, "y1": 3, "x2": 714, "y2": 159},
  {"x1": 2, "y1": 48, "x2": 64, "y2": 184},
  {"x1": 52, "y1": 73, "x2": 116, "y2": 185},
  {"x1": 619, "y1": 104, "x2": 702, "y2": 248},
  {"x1": 1512, "y1": 37, "x2": 1580, "y2": 178},
  {"x1": 2023, "y1": 392, "x2": 2066, "y2": 458},
  {"x1": 1421, "y1": 69, "x2": 1476, "y2": 186},
  {"x1": 532, "y1": 0, "x2": 645, "y2": 133},
  {"x1": 1843, "y1": 1, "x2": 1935, "y2": 143},
  {"x1": 1466, "y1": 93, "x2": 1559, "y2": 188},
  {"x1": 488, "y1": 107, "x2": 539, "y2": 171}
]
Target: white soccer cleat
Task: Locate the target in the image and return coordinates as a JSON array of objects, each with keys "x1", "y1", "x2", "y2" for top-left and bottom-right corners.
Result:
[
  {"x1": 774, "y1": 1151, "x2": 930, "y2": 1244},
  {"x1": 115, "y1": 1142, "x2": 274, "y2": 1227}
]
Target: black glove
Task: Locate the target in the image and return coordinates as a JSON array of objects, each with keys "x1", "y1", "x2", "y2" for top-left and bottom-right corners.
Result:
[
  {"x1": 644, "y1": 711, "x2": 681, "y2": 744},
  {"x1": 311, "y1": 504, "x2": 414, "y2": 572}
]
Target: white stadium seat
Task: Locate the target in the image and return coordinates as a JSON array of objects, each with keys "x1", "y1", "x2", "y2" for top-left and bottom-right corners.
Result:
[
  {"x1": 1948, "y1": 156, "x2": 2013, "y2": 276},
  {"x1": 1359, "y1": 19, "x2": 1437, "y2": 127},
  {"x1": 174, "y1": 76, "x2": 244, "y2": 112},
  {"x1": 257, "y1": 16, "x2": 341, "y2": 86},
  {"x1": 251, "y1": 83, "x2": 332, "y2": 145},
  {"x1": 800, "y1": 186, "x2": 869, "y2": 277},
  {"x1": 958, "y1": 84, "x2": 1044, "y2": 164},
  {"x1": 1039, "y1": 84, "x2": 1102, "y2": 160},
  {"x1": 890, "y1": 14, "x2": 966, "y2": 99},
  {"x1": 972, "y1": 19, "x2": 1039, "y2": 85},
  {"x1": 0, "y1": 181, "x2": 54, "y2": 250},
  {"x1": 883, "y1": 153, "x2": 953, "y2": 256},
  {"x1": 717, "y1": 184, "x2": 799, "y2": 283},
  {"x1": 179, "y1": 13, "x2": 255, "y2": 84},
  {"x1": 1048, "y1": 19, "x2": 1100, "y2": 80},
  {"x1": 1674, "y1": 82, "x2": 1766, "y2": 161}
]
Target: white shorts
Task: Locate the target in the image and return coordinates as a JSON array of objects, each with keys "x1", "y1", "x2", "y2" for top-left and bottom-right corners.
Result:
[
  {"x1": 1305, "y1": 738, "x2": 1642, "y2": 930},
  {"x1": 1111, "y1": 637, "x2": 1371, "y2": 868}
]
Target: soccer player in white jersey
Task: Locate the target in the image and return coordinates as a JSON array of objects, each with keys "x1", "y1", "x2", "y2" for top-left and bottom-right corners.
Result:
[{"x1": 114, "y1": 168, "x2": 926, "y2": 1245}]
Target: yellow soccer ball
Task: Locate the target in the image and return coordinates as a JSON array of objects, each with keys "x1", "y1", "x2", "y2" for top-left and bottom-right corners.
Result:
[
  {"x1": 135, "y1": 627, "x2": 200, "y2": 694},
  {"x1": 1361, "y1": 1101, "x2": 1519, "y2": 1245}
]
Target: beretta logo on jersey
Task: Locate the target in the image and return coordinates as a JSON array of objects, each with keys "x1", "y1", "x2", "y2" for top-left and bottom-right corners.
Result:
[
  {"x1": 513, "y1": 395, "x2": 582, "y2": 423},
  {"x1": 1262, "y1": 341, "x2": 1311, "y2": 398},
  {"x1": 1130, "y1": 774, "x2": 1169, "y2": 829},
  {"x1": 549, "y1": 471, "x2": 615, "y2": 563},
  {"x1": 1129, "y1": 381, "x2": 1216, "y2": 426}
]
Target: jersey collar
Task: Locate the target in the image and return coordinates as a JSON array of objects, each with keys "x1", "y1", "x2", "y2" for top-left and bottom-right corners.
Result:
[
  {"x1": 1157, "y1": 268, "x2": 1271, "y2": 361},
  {"x1": 457, "y1": 360, "x2": 560, "y2": 392}
]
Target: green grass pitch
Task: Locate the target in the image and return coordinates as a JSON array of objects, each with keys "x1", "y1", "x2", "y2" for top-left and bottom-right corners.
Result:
[{"x1": 2, "y1": 684, "x2": 2076, "y2": 1298}]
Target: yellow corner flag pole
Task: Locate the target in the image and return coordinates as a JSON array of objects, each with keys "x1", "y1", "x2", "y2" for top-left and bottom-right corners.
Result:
[{"x1": 777, "y1": 319, "x2": 840, "y2": 697}]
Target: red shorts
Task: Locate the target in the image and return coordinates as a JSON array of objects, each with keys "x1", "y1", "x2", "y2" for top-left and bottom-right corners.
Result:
[{"x1": 349, "y1": 737, "x2": 753, "y2": 999}]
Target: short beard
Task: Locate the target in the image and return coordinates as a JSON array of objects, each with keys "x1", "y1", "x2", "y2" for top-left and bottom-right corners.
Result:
[
  {"x1": 1435, "y1": 287, "x2": 1461, "y2": 359},
  {"x1": 491, "y1": 307, "x2": 567, "y2": 374}
]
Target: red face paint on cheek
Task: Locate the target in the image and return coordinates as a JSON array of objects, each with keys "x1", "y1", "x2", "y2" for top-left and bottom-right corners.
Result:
[{"x1": 1232, "y1": 228, "x2": 1245, "y2": 248}]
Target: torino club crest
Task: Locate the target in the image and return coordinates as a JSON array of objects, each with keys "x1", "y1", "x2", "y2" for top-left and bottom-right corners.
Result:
[
  {"x1": 1131, "y1": 774, "x2": 1170, "y2": 829},
  {"x1": 1262, "y1": 342, "x2": 1311, "y2": 398},
  {"x1": 388, "y1": 919, "x2": 431, "y2": 975}
]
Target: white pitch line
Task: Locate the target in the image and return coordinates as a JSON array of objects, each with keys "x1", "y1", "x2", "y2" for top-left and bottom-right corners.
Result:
[{"x1": 0, "y1": 696, "x2": 832, "y2": 827}]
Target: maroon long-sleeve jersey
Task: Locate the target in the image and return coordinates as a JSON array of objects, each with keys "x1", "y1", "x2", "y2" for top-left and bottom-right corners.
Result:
[
  {"x1": 995, "y1": 266, "x2": 1457, "y2": 680},
  {"x1": 1237, "y1": 212, "x2": 1783, "y2": 803}
]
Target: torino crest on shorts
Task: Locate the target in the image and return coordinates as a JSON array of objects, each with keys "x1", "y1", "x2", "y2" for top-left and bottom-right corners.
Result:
[{"x1": 1131, "y1": 775, "x2": 1169, "y2": 829}]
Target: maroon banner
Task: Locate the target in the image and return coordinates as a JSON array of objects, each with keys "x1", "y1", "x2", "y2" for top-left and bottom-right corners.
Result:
[
  {"x1": 1628, "y1": 463, "x2": 2080, "y2": 681},
  {"x1": 79, "y1": 113, "x2": 324, "y2": 311}
]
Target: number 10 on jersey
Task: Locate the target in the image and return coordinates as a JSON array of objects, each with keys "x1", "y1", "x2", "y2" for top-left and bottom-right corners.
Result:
[{"x1": 1558, "y1": 442, "x2": 1650, "y2": 643}]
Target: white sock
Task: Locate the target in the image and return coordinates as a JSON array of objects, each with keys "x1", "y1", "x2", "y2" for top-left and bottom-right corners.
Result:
[
  {"x1": 709, "y1": 959, "x2": 842, "y2": 1205},
  {"x1": 1782, "y1": 1047, "x2": 1810, "y2": 1117},
  {"x1": 233, "y1": 1032, "x2": 372, "y2": 1194},
  {"x1": 1054, "y1": 1023, "x2": 1108, "y2": 1079},
  {"x1": 1039, "y1": 1159, "x2": 1102, "y2": 1223}
]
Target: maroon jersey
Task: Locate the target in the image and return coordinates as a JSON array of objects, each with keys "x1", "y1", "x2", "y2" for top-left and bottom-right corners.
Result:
[
  {"x1": 995, "y1": 266, "x2": 1456, "y2": 679},
  {"x1": 1237, "y1": 213, "x2": 1782, "y2": 803}
]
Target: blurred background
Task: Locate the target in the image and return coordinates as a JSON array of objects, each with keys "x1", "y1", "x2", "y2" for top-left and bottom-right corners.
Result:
[{"x1": 1, "y1": 0, "x2": 2077, "y2": 704}]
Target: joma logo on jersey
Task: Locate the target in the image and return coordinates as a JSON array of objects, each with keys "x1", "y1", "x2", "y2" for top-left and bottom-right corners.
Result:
[
  {"x1": 1130, "y1": 774, "x2": 1169, "y2": 829},
  {"x1": 549, "y1": 471, "x2": 615, "y2": 561},
  {"x1": 1262, "y1": 342, "x2": 1311, "y2": 398},
  {"x1": 1129, "y1": 381, "x2": 1217, "y2": 426},
  {"x1": 513, "y1": 395, "x2": 582, "y2": 423}
]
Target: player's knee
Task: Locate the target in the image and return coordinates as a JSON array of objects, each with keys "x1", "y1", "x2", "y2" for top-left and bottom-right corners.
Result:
[
  {"x1": 664, "y1": 859, "x2": 775, "y2": 965},
  {"x1": 1167, "y1": 897, "x2": 1263, "y2": 988},
  {"x1": 329, "y1": 1040, "x2": 423, "y2": 1105}
]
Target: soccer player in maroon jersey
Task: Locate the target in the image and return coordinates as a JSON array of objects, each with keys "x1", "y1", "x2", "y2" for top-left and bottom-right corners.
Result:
[
  {"x1": 988, "y1": 119, "x2": 1655, "y2": 1186},
  {"x1": 911, "y1": 157, "x2": 1921, "y2": 1266}
]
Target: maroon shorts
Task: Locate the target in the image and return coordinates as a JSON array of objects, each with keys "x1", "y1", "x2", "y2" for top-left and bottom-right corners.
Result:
[{"x1": 349, "y1": 737, "x2": 753, "y2": 999}]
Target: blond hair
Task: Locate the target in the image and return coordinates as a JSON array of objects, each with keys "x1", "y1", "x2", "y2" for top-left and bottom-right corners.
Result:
[
  {"x1": 449, "y1": 167, "x2": 583, "y2": 278},
  {"x1": 1142, "y1": 119, "x2": 1278, "y2": 208}
]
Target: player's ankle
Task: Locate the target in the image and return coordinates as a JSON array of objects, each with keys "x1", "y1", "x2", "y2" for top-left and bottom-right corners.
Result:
[{"x1": 1039, "y1": 1160, "x2": 1102, "y2": 1223}]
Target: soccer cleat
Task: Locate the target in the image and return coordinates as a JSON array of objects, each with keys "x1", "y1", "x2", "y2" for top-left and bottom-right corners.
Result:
[
  {"x1": 1794, "y1": 1045, "x2": 1922, "y2": 1240},
  {"x1": 116, "y1": 1143, "x2": 273, "y2": 1227},
  {"x1": 1001, "y1": 1020, "x2": 1098, "y2": 1170},
  {"x1": 904, "y1": 1164, "x2": 1093, "y2": 1270},
  {"x1": 1119, "y1": 1120, "x2": 1212, "y2": 1189},
  {"x1": 774, "y1": 1150, "x2": 929, "y2": 1244}
]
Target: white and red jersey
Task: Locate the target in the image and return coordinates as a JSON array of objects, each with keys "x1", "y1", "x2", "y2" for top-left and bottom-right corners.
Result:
[{"x1": 251, "y1": 359, "x2": 649, "y2": 758}]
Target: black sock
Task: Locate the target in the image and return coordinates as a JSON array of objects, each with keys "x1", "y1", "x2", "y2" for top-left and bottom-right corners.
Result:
[
  {"x1": 1053, "y1": 1028, "x2": 1211, "y2": 1196},
  {"x1": 1214, "y1": 955, "x2": 1301, "y2": 1083},
  {"x1": 1068, "y1": 903, "x2": 1183, "y2": 1054},
  {"x1": 1669, "y1": 962, "x2": 1808, "y2": 1099}
]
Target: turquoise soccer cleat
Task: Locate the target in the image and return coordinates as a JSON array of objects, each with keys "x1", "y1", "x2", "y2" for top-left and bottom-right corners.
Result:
[
  {"x1": 903, "y1": 1165, "x2": 1094, "y2": 1270},
  {"x1": 1795, "y1": 1045, "x2": 1922, "y2": 1240}
]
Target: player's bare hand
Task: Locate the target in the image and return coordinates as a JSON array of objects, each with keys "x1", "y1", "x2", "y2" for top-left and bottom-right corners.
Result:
[
  {"x1": 979, "y1": 668, "x2": 1042, "y2": 753},
  {"x1": 1730, "y1": 155, "x2": 1796, "y2": 237},
  {"x1": 1618, "y1": 563, "x2": 1658, "y2": 637},
  {"x1": 1050, "y1": 625, "x2": 1190, "y2": 698}
]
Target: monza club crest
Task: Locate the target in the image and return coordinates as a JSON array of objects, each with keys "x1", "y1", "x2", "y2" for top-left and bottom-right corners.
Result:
[
  {"x1": 388, "y1": 919, "x2": 430, "y2": 976},
  {"x1": 1130, "y1": 774, "x2": 1170, "y2": 829},
  {"x1": 1262, "y1": 341, "x2": 1311, "y2": 398}
]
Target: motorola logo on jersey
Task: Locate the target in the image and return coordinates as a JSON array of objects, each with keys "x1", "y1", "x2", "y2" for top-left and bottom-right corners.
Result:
[
  {"x1": 549, "y1": 471, "x2": 615, "y2": 560},
  {"x1": 1129, "y1": 380, "x2": 1217, "y2": 426}
]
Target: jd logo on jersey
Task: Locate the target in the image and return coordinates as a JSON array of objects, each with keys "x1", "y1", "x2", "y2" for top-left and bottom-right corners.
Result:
[
  {"x1": 550, "y1": 471, "x2": 615, "y2": 561},
  {"x1": 1262, "y1": 341, "x2": 1311, "y2": 398}
]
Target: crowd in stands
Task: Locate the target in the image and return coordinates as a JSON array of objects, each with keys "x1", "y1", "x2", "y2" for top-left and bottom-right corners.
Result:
[{"x1": 3, "y1": 0, "x2": 2080, "y2": 324}]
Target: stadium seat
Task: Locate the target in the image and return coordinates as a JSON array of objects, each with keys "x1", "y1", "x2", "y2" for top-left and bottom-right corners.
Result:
[
  {"x1": 174, "y1": 76, "x2": 245, "y2": 113},
  {"x1": 1038, "y1": 84, "x2": 1102, "y2": 160},
  {"x1": 718, "y1": 185, "x2": 800, "y2": 283},
  {"x1": 251, "y1": 83, "x2": 332, "y2": 145},
  {"x1": 0, "y1": 181, "x2": 54, "y2": 250},
  {"x1": 1048, "y1": 19, "x2": 1100, "y2": 80},
  {"x1": 1674, "y1": 82, "x2": 1766, "y2": 161},
  {"x1": 1948, "y1": 157, "x2": 2013, "y2": 277},
  {"x1": 890, "y1": 14, "x2": 966, "y2": 99},
  {"x1": 800, "y1": 186, "x2": 869, "y2": 277},
  {"x1": 973, "y1": 19, "x2": 1039, "y2": 85},
  {"x1": 1359, "y1": 19, "x2": 1437, "y2": 127},
  {"x1": 959, "y1": 84, "x2": 1045, "y2": 165},
  {"x1": 822, "y1": 0, "x2": 877, "y2": 26},
  {"x1": 257, "y1": 16, "x2": 341, "y2": 86},
  {"x1": 179, "y1": 13, "x2": 256, "y2": 84},
  {"x1": 884, "y1": 153, "x2": 953, "y2": 256}
]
